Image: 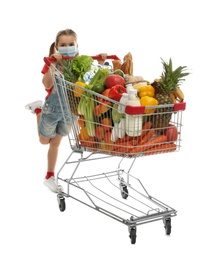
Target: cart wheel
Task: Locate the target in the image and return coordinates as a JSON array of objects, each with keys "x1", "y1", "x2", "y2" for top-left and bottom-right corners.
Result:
[
  {"x1": 164, "y1": 218, "x2": 171, "y2": 235},
  {"x1": 129, "y1": 228, "x2": 136, "y2": 244},
  {"x1": 57, "y1": 195, "x2": 66, "y2": 212},
  {"x1": 121, "y1": 186, "x2": 128, "y2": 199}
]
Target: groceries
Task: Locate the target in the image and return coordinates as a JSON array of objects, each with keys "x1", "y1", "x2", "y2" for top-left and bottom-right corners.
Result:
[{"x1": 61, "y1": 54, "x2": 189, "y2": 156}]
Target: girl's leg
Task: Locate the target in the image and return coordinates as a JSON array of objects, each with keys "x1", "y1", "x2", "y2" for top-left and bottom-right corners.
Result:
[
  {"x1": 26, "y1": 101, "x2": 63, "y2": 192},
  {"x1": 40, "y1": 133, "x2": 63, "y2": 193},
  {"x1": 36, "y1": 112, "x2": 42, "y2": 136},
  {"x1": 47, "y1": 134, "x2": 62, "y2": 172},
  {"x1": 35, "y1": 111, "x2": 63, "y2": 192}
]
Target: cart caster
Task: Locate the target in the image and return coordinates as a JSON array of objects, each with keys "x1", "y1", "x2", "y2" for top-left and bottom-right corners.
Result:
[
  {"x1": 57, "y1": 195, "x2": 65, "y2": 212},
  {"x1": 129, "y1": 227, "x2": 137, "y2": 244},
  {"x1": 121, "y1": 186, "x2": 129, "y2": 199},
  {"x1": 119, "y1": 178, "x2": 129, "y2": 199},
  {"x1": 164, "y1": 218, "x2": 171, "y2": 235}
]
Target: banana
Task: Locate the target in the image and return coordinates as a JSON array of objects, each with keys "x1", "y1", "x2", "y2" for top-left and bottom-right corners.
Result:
[
  {"x1": 170, "y1": 92, "x2": 177, "y2": 104},
  {"x1": 173, "y1": 87, "x2": 184, "y2": 101}
]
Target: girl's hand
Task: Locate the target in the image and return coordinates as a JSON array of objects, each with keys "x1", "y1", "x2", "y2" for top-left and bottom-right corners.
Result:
[
  {"x1": 97, "y1": 53, "x2": 107, "y2": 65},
  {"x1": 51, "y1": 53, "x2": 62, "y2": 61}
]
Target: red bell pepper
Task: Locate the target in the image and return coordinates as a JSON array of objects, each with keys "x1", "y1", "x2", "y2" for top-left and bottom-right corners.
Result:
[{"x1": 108, "y1": 85, "x2": 127, "y2": 101}]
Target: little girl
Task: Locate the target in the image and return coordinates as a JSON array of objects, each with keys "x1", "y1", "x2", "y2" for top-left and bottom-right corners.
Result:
[{"x1": 26, "y1": 29, "x2": 107, "y2": 193}]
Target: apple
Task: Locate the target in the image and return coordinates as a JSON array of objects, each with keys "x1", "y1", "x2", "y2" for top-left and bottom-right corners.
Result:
[
  {"x1": 105, "y1": 74, "x2": 125, "y2": 89},
  {"x1": 164, "y1": 124, "x2": 178, "y2": 141}
]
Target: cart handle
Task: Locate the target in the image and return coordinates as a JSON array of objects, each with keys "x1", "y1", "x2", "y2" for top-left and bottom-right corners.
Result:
[
  {"x1": 44, "y1": 55, "x2": 120, "y2": 67},
  {"x1": 91, "y1": 55, "x2": 120, "y2": 61}
]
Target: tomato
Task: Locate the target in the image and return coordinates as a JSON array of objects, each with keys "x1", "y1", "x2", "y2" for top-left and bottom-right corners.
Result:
[
  {"x1": 105, "y1": 74, "x2": 125, "y2": 89},
  {"x1": 108, "y1": 85, "x2": 127, "y2": 102}
]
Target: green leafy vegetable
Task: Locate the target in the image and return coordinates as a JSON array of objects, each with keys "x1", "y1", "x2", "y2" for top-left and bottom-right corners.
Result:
[
  {"x1": 60, "y1": 59, "x2": 79, "y2": 83},
  {"x1": 72, "y1": 55, "x2": 94, "y2": 82}
]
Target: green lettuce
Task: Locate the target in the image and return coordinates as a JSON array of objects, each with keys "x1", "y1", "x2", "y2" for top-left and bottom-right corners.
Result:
[{"x1": 72, "y1": 55, "x2": 94, "y2": 82}]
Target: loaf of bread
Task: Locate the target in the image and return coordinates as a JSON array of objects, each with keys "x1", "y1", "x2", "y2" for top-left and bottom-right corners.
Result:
[
  {"x1": 124, "y1": 75, "x2": 144, "y2": 84},
  {"x1": 121, "y1": 52, "x2": 133, "y2": 75},
  {"x1": 112, "y1": 60, "x2": 122, "y2": 70}
]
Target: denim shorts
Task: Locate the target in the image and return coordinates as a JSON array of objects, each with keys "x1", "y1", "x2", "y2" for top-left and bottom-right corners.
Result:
[{"x1": 39, "y1": 102, "x2": 71, "y2": 138}]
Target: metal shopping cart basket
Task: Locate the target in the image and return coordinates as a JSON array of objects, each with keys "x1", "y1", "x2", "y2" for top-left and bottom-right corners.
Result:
[{"x1": 44, "y1": 56, "x2": 186, "y2": 244}]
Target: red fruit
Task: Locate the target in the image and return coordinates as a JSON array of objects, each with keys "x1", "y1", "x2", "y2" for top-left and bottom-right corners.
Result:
[
  {"x1": 105, "y1": 74, "x2": 125, "y2": 89},
  {"x1": 164, "y1": 124, "x2": 178, "y2": 141}
]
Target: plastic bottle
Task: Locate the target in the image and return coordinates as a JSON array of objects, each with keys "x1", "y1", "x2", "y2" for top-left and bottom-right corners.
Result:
[
  {"x1": 111, "y1": 123, "x2": 119, "y2": 142},
  {"x1": 103, "y1": 61, "x2": 113, "y2": 73},
  {"x1": 125, "y1": 89, "x2": 142, "y2": 137},
  {"x1": 83, "y1": 68, "x2": 95, "y2": 84},
  {"x1": 118, "y1": 118, "x2": 126, "y2": 138},
  {"x1": 111, "y1": 118, "x2": 126, "y2": 142},
  {"x1": 125, "y1": 83, "x2": 134, "y2": 94},
  {"x1": 118, "y1": 93, "x2": 128, "y2": 113}
]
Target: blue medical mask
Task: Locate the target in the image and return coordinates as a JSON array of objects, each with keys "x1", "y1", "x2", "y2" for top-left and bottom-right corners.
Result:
[{"x1": 57, "y1": 46, "x2": 79, "y2": 57}]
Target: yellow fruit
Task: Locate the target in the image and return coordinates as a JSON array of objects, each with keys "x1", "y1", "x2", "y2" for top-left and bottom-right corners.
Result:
[{"x1": 74, "y1": 82, "x2": 87, "y2": 97}]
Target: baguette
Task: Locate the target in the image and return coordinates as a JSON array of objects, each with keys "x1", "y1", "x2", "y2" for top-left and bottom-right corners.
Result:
[
  {"x1": 121, "y1": 52, "x2": 133, "y2": 75},
  {"x1": 112, "y1": 60, "x2": 122, "y2": 70}
]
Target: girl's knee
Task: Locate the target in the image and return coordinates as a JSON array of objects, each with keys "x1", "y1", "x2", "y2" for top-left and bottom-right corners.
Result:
[
  {"x1": 50, "y1": 135, "x2": 62, "y2": 148},
  {"x1": 50, "y1": 139, "x2": 61, "y2": 148},
  {"x1": 39, "y1": 135, "x2": 50, "y2": 145}
]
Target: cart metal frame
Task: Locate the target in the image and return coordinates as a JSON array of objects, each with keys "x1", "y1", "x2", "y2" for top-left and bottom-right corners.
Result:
[{"x1": 44, "y1": 56, "x2": 185, "y2": 244}]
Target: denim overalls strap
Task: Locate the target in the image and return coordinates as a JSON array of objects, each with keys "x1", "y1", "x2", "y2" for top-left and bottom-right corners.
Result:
[{"x1": 43, "y1": 64, "x2": 70, "y2": 115}]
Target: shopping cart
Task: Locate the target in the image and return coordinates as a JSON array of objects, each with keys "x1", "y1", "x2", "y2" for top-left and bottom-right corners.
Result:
[{"x1": 44, "y1": 55, "x2": 186, "y2": 244}]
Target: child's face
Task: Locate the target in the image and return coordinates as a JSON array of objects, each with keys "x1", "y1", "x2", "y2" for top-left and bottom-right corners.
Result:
[{"x1": 56, "y1": 35, "x2": 78, "y2": 49}]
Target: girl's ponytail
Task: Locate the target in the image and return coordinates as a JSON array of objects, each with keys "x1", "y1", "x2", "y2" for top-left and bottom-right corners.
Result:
[{"x1": 49, "y1": 42, "x2": 55, "y2": 56}]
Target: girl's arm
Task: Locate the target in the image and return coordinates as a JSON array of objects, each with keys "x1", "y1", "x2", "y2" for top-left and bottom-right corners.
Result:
[
  {"x1": 42, "y1": 65, "x2": 55, "y2": 89},
  {"x1": 42, "y1": 53, "x2": 62, "y2": 89}
]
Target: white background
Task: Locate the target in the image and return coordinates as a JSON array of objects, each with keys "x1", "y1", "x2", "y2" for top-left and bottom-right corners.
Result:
[{"x1": 1, "y1": 0, "x2": 206, "y2": 259}]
